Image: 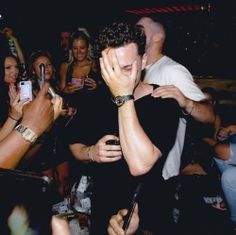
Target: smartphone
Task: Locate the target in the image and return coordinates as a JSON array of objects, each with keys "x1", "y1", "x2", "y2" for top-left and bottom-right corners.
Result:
[
  {"x1": 122, "y1": 183, "x2": 142, "y2": 232},
  {"x1": 19, "y1": 80, "x2": 32, "y2": 101},
  {"x1": 48, "y1": 86, "x2": 57, "y2": 98},
  {"x1": 106, "y1": 139, "x2": 120, "y2": 145},
  {"x1": 106, "y1": 133, "x2": 120, "y2": 145},
  {"x1": 39, "y1": 63, "x2": 45, "y2": 89},
  {"x1": 71, "y1": 78, "x2": 84, "y2": 87}
]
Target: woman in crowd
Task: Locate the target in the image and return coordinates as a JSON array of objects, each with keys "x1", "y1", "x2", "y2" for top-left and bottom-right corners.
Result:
[
  {"x1": 20, "y1": 50, "x2": 70, "y2": 197},
  {"x1": 0, "y1": 54, "x2": 30, "y2": 140},
  {"x1": 59, "y1": 29, "x2": 99, "y2": 109}
]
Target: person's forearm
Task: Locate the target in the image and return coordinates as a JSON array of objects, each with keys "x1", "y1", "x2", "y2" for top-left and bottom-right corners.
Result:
[
  {"x1": 69, "y1": 143, "x2": 92, "y2": 162},
  {"x1": 0, "y1": 130, "x2": 31, "y2": 168},
  {"x1": 227, "y1": 125, "x2": 236, "y2": 134},
  {"x1": 0, "y1": 117, "x2": 18, "y2": 142},
  {"x1": 186, "y1": 100, "x2": 214, "y2": 123},
  {"x1": 118, "y1": 101, "x2": 160, "y2": 176}
]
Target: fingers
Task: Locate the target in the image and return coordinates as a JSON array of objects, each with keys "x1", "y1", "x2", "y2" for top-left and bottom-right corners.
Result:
[
  {"x1": 18, "y1": 98, "x2": 31, "y2": 106},
  {"x1": 101, "y1": 155, "x2": 122, "y2": 163},
  {"x1": 151, "y1": 85, "x2": 176, "y2": 97},
  {"x1": 130, "y1": 60, "x2": 137, "y2": 80},
  {"x1": 11, "y1": 93, "x2": 20, "y2": 105},
  {"x1": 95, "y1": 147, "x2": 122, "y2": 162},
  {"x1": 51, "y1": 95, "x2": 63, "y2": 120},
  {"x1": 100, "y1": 57, "x2": 109, "y2": 83},
  {"x1": 111, "y1": 50, "x2": 122, "y2": 75},
  {"x1": 9, "y1": 85, "x2": 18, "y2": 104},
  {"x1": 119, "y1": 209, "x2": 128, "y2": 218},
  {"x1": 108, "y1": 209, "x2": 128, "y2": 235},
  {"x1": 9, "y1": 84, "x2": 17, "y2": 97},
  {"x1": 37, "y1": 82, "x2": 50, "y2": 98},
  {"x1": 94, "y1": 135, "x2": 122, "y2": 163},
  {"x1": 101, "y1": 134, "x2": 119, "y2": 142}
]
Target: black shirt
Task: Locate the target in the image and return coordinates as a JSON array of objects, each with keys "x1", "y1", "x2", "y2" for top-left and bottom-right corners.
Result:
[{"x1": 66, "y1": 84, "x2": 180, "y2": 233}]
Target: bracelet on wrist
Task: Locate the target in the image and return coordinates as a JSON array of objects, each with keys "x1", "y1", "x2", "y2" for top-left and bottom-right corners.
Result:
[
  {"x1": 88, "y1": 145, "x2": 94, "y2": 162},
  {"x1": 182, "y1": 104, "x2": 194, "y2": 116},
  {"x1": 8, "y1": 115, "x2": 20, "y2": 122},
  {"x1": 15, "y1": 124, "x2": 38, "y2": 144}
]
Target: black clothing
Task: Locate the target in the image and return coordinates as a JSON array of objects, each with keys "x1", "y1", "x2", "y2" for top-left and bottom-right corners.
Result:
[
  {"x1": 67, "y1": 84, "x2": 180, "y2": 234},
  {"x1": 62, "y1": 61, "x2": 100, "y2": 109},
  {"x1": 0, "y1": 83, "x2": 10, "y2": 125}
]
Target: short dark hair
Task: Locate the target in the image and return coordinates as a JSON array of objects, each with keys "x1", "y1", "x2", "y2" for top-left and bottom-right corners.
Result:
[{"x1": 94, "y1": 22, "x2": 146, "y2": 58}]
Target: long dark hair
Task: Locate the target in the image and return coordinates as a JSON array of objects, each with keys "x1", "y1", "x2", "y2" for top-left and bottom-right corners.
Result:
[{"x1": 0, "y1": 53, "x2": 20, "y2": 125}]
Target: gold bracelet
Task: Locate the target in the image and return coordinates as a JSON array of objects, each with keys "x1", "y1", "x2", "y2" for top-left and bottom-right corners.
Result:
[{"x1": 88, "y1": 145, "x2": 94, "y2": 162}]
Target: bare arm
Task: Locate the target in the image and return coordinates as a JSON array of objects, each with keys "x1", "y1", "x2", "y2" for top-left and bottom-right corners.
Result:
[
  {"x1": 118, "y1": 101, "x2": 161, "y2": 176},
  {"x1": 0, "y1": 86, "x2": 30, "y2": 141},
  {"x1": 0, "y1": 129, "x2": 32, "y2": 168},
  {"x1": 0, "y1": 83, "x2": 54, "y2": 168},
  {"x1": 185, "y1": 99, "x2": 214, "y2": 123},
  {"x1": 100, "y1": 49, "x2": 161, "y2": 176},
  {"x1": 69, "y1": 135, "x2": 122, "y2": 163},
  {"x1": 69, "y1": 143, "x2": 91, "y2": 161},
  {"x1": 152, "y1": 85, "x2": 214, "y2": 123},
  {"x1": 11, "y1": 36, "x2": 25, "y2": 64},
  {"x1": 0, "y1": 117, "x2": 19, "y2": 142}
]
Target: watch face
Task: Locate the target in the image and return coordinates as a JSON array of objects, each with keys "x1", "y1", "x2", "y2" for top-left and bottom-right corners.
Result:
[
  {"x1": 113, "y1": 95, "x2": 134, "y2": 107},
  {"x1": 115, "y1": 96, "x2": 124, "y2": 107}
]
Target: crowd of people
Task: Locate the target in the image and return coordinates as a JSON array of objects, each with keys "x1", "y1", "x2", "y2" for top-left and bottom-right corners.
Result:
[{"x1": 0, "y1": 16, "x2": 235, "y2": 235}]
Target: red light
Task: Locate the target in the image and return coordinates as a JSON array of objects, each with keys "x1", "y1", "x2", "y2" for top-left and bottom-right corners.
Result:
[{"x1": 126, "y1": 4, "x2": 205, "y2": 15}]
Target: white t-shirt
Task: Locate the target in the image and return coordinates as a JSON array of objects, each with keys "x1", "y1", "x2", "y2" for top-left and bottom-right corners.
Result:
[{"x1": 144, "y1": 56, "x2": 206, "y2": 179}]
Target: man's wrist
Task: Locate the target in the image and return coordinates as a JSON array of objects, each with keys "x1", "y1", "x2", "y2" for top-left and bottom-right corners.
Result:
[
  {"x1": 182, "y1": 100, "x2": 194, "y2": 116},
  {"x1": 112, "y1": 95, "x2": 134, "y2": 107},
  {"x1": 87, "y1": 145, "x2": 94, "y2": 162}
]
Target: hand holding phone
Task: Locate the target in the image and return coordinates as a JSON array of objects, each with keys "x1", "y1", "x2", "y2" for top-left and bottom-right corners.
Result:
[
  {"x1": 19, "y1": 81, "x2": 32, "y2": 101},
  {"x1": 71, "y1": 78, "x2": 84, "y2": 87},
  {"x1": 106, "y1": 133, "x2": 120, "y2": 145},
  {"x1": 39, "y1": 63, "x2": 45, "y2": 89},
  {"x1": 122, "y1": 183, "x2": 142, "y2": 232}
]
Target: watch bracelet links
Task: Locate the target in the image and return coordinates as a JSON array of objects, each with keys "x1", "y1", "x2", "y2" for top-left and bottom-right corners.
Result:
[{"x1": 15, "y1": 124, "x2": 38, "y2": 144}]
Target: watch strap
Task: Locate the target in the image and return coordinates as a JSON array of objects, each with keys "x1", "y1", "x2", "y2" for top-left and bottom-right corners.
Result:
[{"x1": 113, "y1": 95, "x2": 134, "y2": 107}]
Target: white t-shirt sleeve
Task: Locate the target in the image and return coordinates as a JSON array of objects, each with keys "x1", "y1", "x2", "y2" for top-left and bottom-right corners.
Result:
[{"x1": 162, "y1": 64, "x2": 206, "y2": 101}]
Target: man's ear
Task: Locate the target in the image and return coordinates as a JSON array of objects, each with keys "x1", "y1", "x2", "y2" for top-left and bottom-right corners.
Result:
[
  {"x1": 153, "y1": 32, "x2": 164, "y2": 42},
  {"x1": 141, "y1": 53, "x2": 147, "y2": 70}
]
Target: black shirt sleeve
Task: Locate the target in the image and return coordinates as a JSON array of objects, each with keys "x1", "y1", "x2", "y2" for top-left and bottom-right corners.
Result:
[{"x1": 135, "y1": 95, "x2": 180, "y2": 159}]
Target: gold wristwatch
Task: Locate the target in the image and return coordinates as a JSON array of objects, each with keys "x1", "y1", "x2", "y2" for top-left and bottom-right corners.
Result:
[{"x1": 15, "y1": 124, "x2": 38, "y2": 144}]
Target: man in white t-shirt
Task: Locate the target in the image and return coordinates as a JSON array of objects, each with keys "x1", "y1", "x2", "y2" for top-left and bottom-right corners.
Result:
[{"x1": 136, "y1": 16, "x2": 215, "y2": 179}]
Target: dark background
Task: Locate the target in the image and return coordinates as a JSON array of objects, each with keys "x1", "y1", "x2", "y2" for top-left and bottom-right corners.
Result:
[{"x1": 1, "y1": 0, "x2": 236, "y2": 78}]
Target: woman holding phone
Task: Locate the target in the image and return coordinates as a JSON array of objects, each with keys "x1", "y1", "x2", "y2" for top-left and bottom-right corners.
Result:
[
  {"x1": 0, "y1": 53, "x2": 30, "y2": 140},
  {"x1": 19, "y1": 50, "x2": 71, "y2": 198},
  {"x1": 59, "y1": 29, "x2": 100, "y2": 109}
]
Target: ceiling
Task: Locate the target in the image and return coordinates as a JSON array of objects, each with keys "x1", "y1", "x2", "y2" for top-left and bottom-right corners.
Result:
[{"x1": 1, "y1": 0, "x2": 235, "y2": 77}]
